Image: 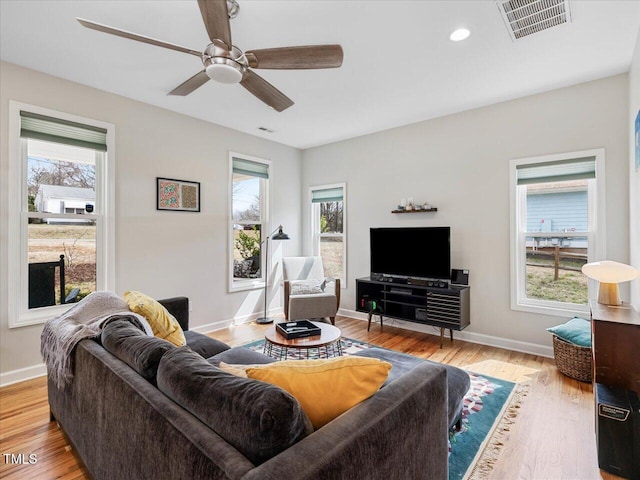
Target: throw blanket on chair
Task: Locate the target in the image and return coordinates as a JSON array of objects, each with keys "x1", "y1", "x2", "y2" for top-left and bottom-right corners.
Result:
[{"x1": 41, "y1": 291, "x2": 152, "y2": 388}]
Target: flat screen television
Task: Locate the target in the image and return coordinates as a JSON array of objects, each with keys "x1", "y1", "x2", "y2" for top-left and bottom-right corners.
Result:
[{"x1": 370, "y1": 227, "x2": 451, "y2": 280}]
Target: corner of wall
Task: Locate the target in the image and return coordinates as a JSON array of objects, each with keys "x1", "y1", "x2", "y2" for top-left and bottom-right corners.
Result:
[{"x1": 630, "y1": 28, "x2": 640, "y2": 309}]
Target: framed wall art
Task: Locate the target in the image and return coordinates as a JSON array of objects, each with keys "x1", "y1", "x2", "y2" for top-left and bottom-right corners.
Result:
[{"x1": 156, "y1": 177, "x2": 200, "y2": 212}]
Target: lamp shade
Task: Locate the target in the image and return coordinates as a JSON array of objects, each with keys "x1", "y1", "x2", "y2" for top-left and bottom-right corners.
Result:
[
  {"x1": 581, "y1": 260, "x2": 639, "y2": 305},
  {"x1": 271, "y1": 225, "x2": 290, "y2": 240},
  {"x1": 581, "y1": 261, "x2": 639, "y2": 283}
]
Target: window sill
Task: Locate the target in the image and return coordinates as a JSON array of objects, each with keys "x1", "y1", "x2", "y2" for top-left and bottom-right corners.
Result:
[
  {"x1": 511, "y1": 300, "x2": 590, "y2": 319},
  {"x1": 229, "y1": 279, "x2": 267, "y2": 293},
  {"x1": 10, "y1": 304, "x2": 71, "y2": 329}
]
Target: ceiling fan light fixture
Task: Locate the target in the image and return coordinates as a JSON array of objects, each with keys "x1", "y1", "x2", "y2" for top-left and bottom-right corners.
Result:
[
  {"x1": 205, "y1": 62, "x2": 243, "y2": 84},
  {"x1": 450, "y1": 28, "x2": 471, "y2": 42}
]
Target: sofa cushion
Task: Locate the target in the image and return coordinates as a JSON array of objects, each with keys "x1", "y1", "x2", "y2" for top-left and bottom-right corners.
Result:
[
  {"x1": 355, "y1": 347, "x2": 470, "y2": 428},
  {"x1": 184, "y1": 331, "x2": 230, "y2": 358},
  {"x1": 157, "y1": 347, "x2": 313, "y2": 465},
  {"x1": 101, "y1": 319, "x2": 175, "y2": 383},
  {"x1": 123, "y1": 290, "x2": 186, "y2": 346},
  {"x1": 208, "y1": 346, "x2": 277, "y2": 365},
  {"x1": 243, "y1": 357, "x2": 391, "y2": 429}
]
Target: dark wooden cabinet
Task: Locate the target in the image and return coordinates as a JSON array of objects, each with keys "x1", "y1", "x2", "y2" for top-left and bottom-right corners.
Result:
[
  {"x1": 590, "y1": 301, "x2": 640, "y2": 395},
  {"x1": 356, "y1": 277, "x2": 470, "y2": 346},
  {"x1": 590, "y1": 301, "x2": 640, "y2": 479}
]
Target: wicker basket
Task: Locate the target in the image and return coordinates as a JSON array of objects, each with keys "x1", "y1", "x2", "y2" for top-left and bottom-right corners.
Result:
[{"x1": 552, "y1": 335, "x2": 592, "y2": 383}]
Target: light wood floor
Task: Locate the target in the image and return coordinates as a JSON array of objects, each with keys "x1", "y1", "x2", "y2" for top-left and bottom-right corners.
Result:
[{"x1": 0, "y1": 316, "x2": 620, "y2": 480}]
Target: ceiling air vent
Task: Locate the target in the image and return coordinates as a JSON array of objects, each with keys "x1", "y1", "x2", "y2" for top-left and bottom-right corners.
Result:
[{"x1": 497, "y1": 0, "x2": 572, "y2": 41}]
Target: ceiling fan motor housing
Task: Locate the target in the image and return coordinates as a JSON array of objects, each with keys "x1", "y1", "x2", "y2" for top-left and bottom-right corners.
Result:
[{"x1": 203, "y1": 40, "x2": 246, "y2": 84}]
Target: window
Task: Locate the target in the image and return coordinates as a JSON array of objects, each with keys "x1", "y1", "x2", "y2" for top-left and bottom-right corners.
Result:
[
  {"x1": 8, "y1": 102, "x2": 115, "y2": 327},
  {"x1": 310, "y1": 184, "x2": 346, "y2": 285},
  {"x1": 509, "y1": 149, "x2": 605, "y2": 317},
  {"x1": 230, "y1": 154, "x2": 270, "y2": 291}
]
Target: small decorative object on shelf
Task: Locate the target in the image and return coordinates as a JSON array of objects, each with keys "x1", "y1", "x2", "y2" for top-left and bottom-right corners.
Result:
[
  {"x1": 391, "y1": 207, "x2": 437, "y2": 213},
  {"x1": 393, "y1": 198, "x2": 435, "y2": 213}
]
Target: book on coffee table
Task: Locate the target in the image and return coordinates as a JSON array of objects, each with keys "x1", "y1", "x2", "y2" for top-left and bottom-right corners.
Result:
[{"x1": 276, "y1": 320, "x2": 322, "y2": 339}]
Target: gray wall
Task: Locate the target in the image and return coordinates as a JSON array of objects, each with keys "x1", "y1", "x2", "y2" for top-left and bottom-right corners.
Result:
[
  {"x1": 302, "y1": 74, "x2": 630, "y2": 352},
  {"x1": 0, "y1": 62, "x2": 303, "y2": 380}
]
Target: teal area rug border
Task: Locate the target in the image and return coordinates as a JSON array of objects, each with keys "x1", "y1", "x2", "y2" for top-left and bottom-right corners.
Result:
[{"x1": 449, "y1": 373, "x2": 515, "y2": 480}]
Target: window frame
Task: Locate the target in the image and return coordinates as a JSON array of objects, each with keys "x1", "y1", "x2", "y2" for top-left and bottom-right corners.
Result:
[
  {"x1": 7, "y1": 101, "x2": 116, "y2": 328},
  {"x1": 228, "y1": 152, "x2": 271, "y2": 293},
  {"x1": 509, "y1": 148, "x2": 606, "y2": 317},
  {"x1": 309, "y1": 183, "x2": 347, "y2": 287}
]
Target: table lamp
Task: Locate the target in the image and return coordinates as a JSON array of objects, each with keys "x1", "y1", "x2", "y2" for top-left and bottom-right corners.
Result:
[
  {"x1": 256, "y1": 225, "x2": 290, "y2": 324},
  {"x1": 581, "y1": 260, "x2": 639, "y2": 306}
]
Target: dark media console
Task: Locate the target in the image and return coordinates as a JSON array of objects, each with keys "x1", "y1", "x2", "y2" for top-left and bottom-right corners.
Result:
[{"x1": 356, "y1": 277, "x2": 470, "y2": 348}]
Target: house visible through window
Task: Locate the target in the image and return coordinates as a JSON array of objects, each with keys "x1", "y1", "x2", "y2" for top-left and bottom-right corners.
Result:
[
  {"x1": 8, "y1": 104, "x2": 113, "y2": 327},
  {"x1": 230, "y1": 155, "x2": 270, "y2": 291},
  {"x1": 310, "y1": 184, "x2": 346, "y2": 285},
  {"x1": 510, "y1": 150, "x2": 605, "y2": 316}
]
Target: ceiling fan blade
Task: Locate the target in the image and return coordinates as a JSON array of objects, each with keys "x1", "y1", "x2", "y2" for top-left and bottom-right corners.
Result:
[
  {"x1": 245, "y1": 45, "x2": 344, "y2": 70},
  {"x1": 197, "y1": 0, "x2": 232, "y2": 48},
  {"x1": 240, "y1": 70, "x2": 294, "y2": 112},
  {"x1": 77, "y1": 18, "x2": 201, "y2": 57},
  {"x1": 168, "y1": 71, "x2": 210, "y2": 96}
]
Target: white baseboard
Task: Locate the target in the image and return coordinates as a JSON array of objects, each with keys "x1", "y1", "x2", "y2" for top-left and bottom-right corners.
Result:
[
  {"x1": 0, "y1": 363, "x2": 47, "y2": 387},
  {"x1": 338, "y1": 308, "x2": 554, "y2": 358},
  {"x1": 190, "y1": 318, "x2": 233, "y2": 333},
  {"x1": 185, "y1": 307, "x2": 286, "y2": 334}
]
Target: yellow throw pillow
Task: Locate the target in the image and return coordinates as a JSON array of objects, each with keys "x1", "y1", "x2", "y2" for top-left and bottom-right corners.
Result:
[
  {"x1": 245, "y1": 357, "x2": 391, "y2": 429},
  {"x1": 123, "y1": 291, "x2": 186, "y2": 346}
]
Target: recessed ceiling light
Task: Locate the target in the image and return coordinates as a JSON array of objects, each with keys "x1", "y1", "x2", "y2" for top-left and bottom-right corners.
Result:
[{"x1": 450, "y1": 28, "x2": 471, "y2": 42}]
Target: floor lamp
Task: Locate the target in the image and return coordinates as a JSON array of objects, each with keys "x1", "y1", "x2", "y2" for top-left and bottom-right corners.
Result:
[{"x1": 256, "y1": 225, "x2": 290, "y2": 324}]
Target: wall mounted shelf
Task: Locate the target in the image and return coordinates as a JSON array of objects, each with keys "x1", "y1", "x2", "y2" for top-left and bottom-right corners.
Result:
[{"x1": 391, "y1": 208, "x2": 438, "y2": 214}]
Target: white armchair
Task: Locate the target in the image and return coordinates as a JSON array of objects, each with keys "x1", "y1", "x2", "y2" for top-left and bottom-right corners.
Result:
[{"x1": 282, "y1": 256, "x2": 341, "y2": 325}]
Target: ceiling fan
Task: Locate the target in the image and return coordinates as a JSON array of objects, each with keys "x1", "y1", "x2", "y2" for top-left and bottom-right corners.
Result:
[{"x1": 77, "y1": 0, "x2": 343, "y2": 112}]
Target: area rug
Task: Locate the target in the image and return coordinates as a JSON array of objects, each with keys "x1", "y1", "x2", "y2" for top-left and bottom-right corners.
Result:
[{"x1": 243, "y1": 338, "x2": 527, "y2": 480}]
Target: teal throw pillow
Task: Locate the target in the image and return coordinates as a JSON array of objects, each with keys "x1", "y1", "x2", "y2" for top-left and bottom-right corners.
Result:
[{"x1": 546, "y1": 317, "x2": 592, "y2": 347}]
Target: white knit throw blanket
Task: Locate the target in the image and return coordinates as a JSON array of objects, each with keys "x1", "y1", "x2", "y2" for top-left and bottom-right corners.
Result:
[{"x1": 41, "y1": 291, "x2": 152, "y2": 388}]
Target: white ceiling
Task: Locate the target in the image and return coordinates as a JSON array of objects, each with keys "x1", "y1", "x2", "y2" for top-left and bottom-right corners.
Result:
[{"x1": 1, "y1": 1, "x2": 639, "y2": 149}]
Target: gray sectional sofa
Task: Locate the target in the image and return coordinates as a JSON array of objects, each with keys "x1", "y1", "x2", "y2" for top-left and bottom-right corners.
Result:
[{"x1": 47, "y1": 297, "x2": 468, "y2": 480}]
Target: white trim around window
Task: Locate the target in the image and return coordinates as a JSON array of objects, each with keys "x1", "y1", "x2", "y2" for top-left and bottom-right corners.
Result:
[
  {"x1": 509, "y1": 148, "x2": 606, "y2": 318},
  {"x1": 309, "y1": 182, "x2": 347, "y2": 287},
  {"x1": 228, "y1": 152, "x2": 271, "y2": 293},
  {"x1": 7, "y1": 101, "x2": 116, "y2": 328}
]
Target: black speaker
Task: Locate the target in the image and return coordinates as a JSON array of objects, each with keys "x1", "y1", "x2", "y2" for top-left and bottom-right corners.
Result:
[
  {"x1": 595, "y1": 383, "x2": 640, "y2": 479},
  {"x1": 451, "y1": 269, "x2": 469, "y2": 286}
]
